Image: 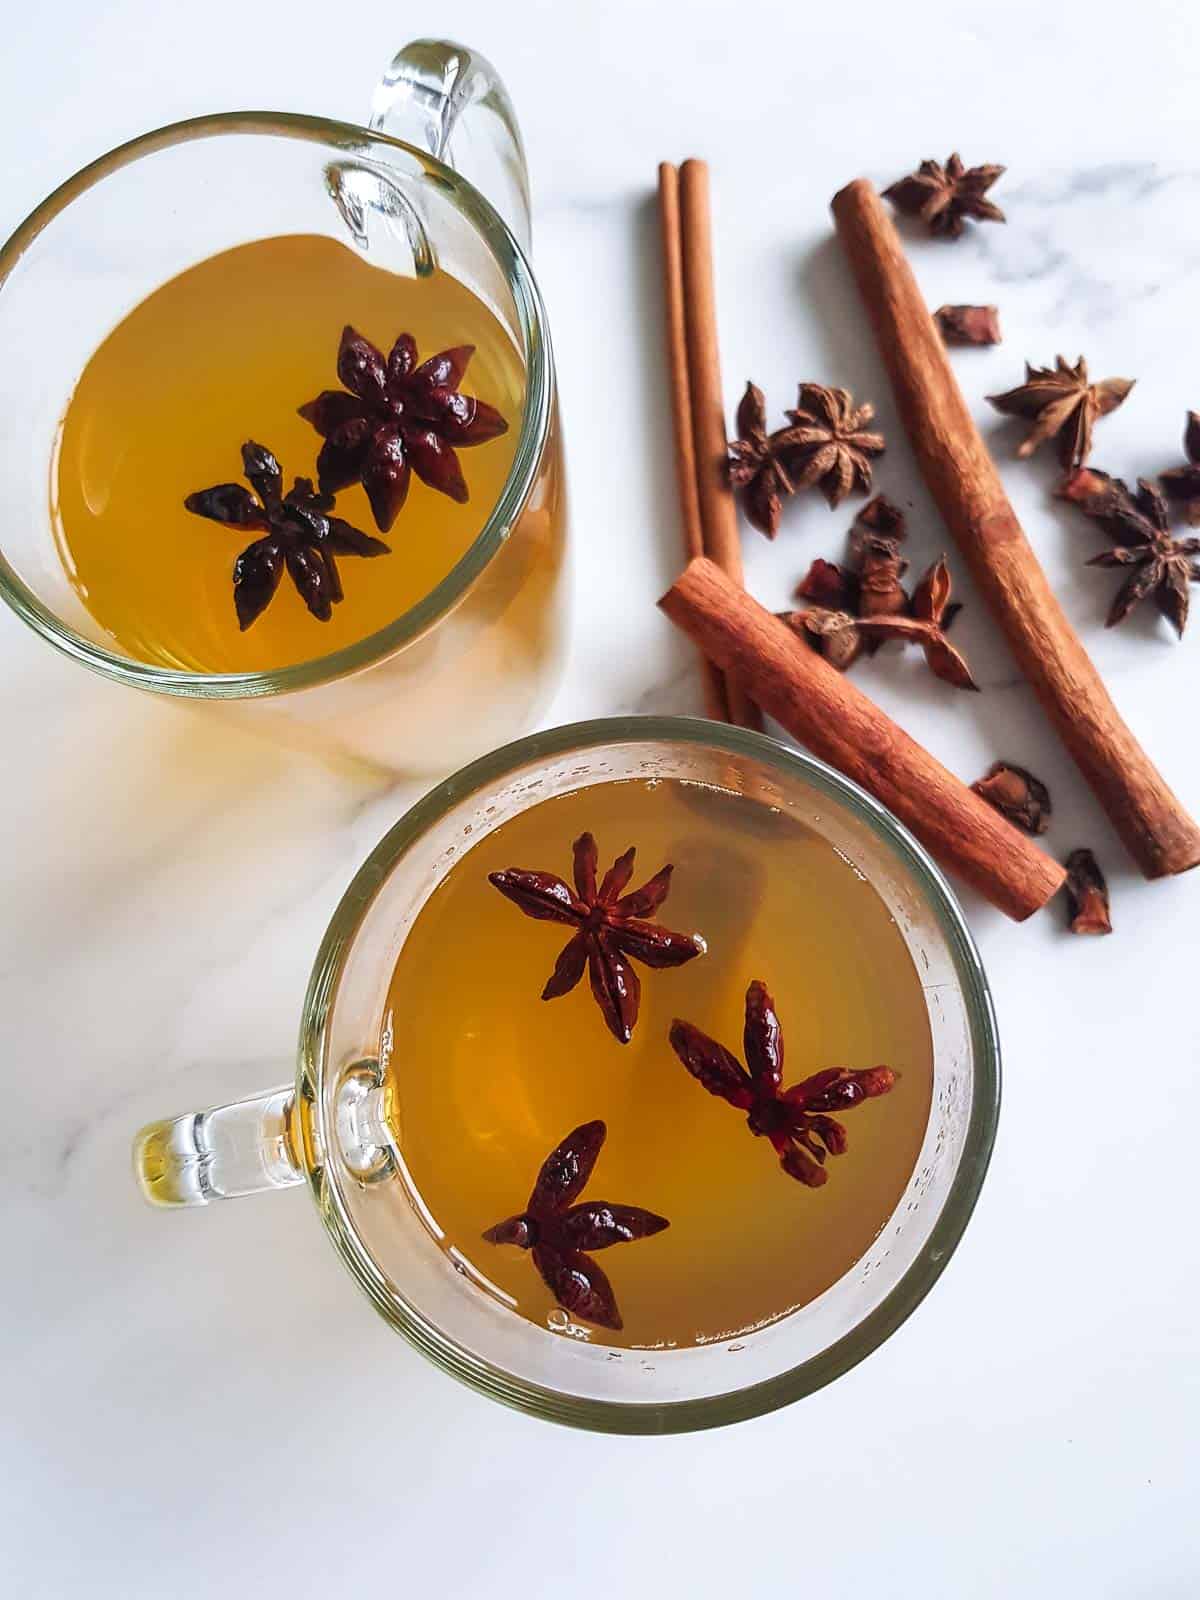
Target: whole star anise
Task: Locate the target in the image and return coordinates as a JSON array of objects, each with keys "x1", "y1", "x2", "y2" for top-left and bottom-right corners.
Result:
[
  {"x1": 669, "y1": 981, "x2": 896, "y2": 1187},
  {"x1": 883, "y1": 154, "x2": 1006, "y2": 240},
  {"x1": 782, "y1": 384, "x2": 885, "y2": 508},
  {"x1": 1059, "y1": 468, "x2": 1200, "y2": 635},
  {"x1": 483, "y1": 1120, "x2": 669, "y2": 1331},
  {"x1": 184, "y1": 440, "x2": 390, "y2": 629},
  {"x1": 488, "y1": 833, "x2": 706, "y2": 1044},
  {"x1": 727, "y1": 381, "x2": 804, "y2": 538},
  {"x1": 987, "y1": 356, "x2": 1134, "y2": 471},
  {"x1": 298, "y1": 326, "x2": 508, "y2": 532},
  {"x1": 1161, "y1": 411, "x2": 1200, "y2": 526}
]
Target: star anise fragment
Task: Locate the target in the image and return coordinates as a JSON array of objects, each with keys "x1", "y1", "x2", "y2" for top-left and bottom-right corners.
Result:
[
  {"x1": 987, "y1": 356, "x2": 1134, "y2": 471},
  {"x1": 483, "y1": 1120, "x2": 668, "y2": 1330},
  {"x1": 783, "y1": 605, "x2": 865, "y2": 672},
  {"x1": 184, "y1": 440, "x2": 390, "y2": 629},
  {"x1": 883, "y1": 154, "x2": 1006, "y2": 239},
  {"x1": 1058, "y1": 468, "x2": 1200, "y2": 636},
  {"x1": 488, "y1": 833, "x2": 706, "y2": 1044},
  {"x1": 934, "y1": 305, "x2": 1002, "y2": 347},
  {"x1": 782, "y1": 384, "x2": 885, "y2": 509},
  {"x1": 727, "y1": 382, "x2": 808, "y2": 538},
  {"x1": 1064, "y1": 848, "x2": 1112, "y2": 936},
  {"x1": 849, "y1": 495, "x2": 909, "y2": 625},
  {"x1": 971, "y1": 762, "x2": 1052, "y2": 834},
  {"x1": 1160, "y1": 411, "x2": 1200, "y2": 527},
  {"x1": 669, "y1": 981, "x2": 896, "y2": 1187},
  {"x1": 298, "y1": 326, "x2": 508, "y2": 532}
]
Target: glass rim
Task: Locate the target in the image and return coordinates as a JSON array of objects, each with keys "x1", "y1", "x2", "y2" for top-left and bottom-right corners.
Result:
[
  {"x1": 299, "y1": 715, "x2": 1002, "y2": 1434},
  {"x1": 0, "y1": 109, "x2": 552, "y2": 699}
]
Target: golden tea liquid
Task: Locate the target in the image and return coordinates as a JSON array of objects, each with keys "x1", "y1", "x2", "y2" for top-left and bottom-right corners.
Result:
[
  {"x1": 382, "y1": 778, "x2": 933, "y2": 1349},
  {"x1": 52, "y1": 233, "x2": 524, "y2": 672}
]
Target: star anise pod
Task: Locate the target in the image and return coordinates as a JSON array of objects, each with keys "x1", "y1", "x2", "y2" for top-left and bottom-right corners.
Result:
[
  {"x1": 934, "y1": 305, "x2": 1002, "y2": 347},
  {"x1": 1064, "y1": 848, "x2": 1112, "y2": 936},
  {"x1": 883, "y1": 154, "x2": 1006, "y2": 239},
  {"x1": 971, "y1": 762, "x2": 1052, "y2": 835},
  {"x1": 298, "y1": 326, "x2": 508, "y2": 532},
  {"x1": 483, "y1": 1120, "x2": 668, "y2": 1330},
  {"x1": 987, "y1": 356, "x2": 1134, "y2": 471},
  {"x1": 488, "y1": 833, "x2": 706, "y2": 1044},
  {"x1": 782, "y1": 384, "x2": 885, "y2": 508},
  {"x1": 1160, "y1": 411, "x2": 1200, "y2": 526},
  {"x1": 1059, "y1": 468, "x2": 1200, "y2": 635},
  {"x1": 727, "y1": 382, "x2": 807, "y2": 538},
  {"x1": 184, "y1": 440, "x2": 390, "y2": 630},
  {"x1": 848, "y1": 495, "x2": 909, "y2": 624},
  {"x1": 782, "y1": 605, "x2": 865, "y2": 672},
  {"x1": 669, "y1": 981, "x2": 896, "y2": 1187}
]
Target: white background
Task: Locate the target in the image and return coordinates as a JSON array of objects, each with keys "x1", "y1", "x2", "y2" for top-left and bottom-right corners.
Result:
[{"x1": 2, "y1": 2, "x2": 1198, "y2": 1595}]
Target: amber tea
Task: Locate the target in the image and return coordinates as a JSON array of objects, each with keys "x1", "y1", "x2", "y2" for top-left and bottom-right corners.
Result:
[
  {"x1": 382, "y1": 776, "x2": 933, "y2": 1349},
  {"x1": 52, "y1": 233, "x2": 529, "y2": 673}
]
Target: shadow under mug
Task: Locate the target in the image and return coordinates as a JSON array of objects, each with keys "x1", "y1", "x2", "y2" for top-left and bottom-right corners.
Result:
[
  {"x1": 0, "y1": 40, "x2": 567, "y2": 775},
  {"x1": 134, "y1": 717, "x2": 1000, "y2": 1434}
]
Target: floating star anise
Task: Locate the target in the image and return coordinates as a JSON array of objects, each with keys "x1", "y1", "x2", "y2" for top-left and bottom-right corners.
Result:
[
  {"x1": 1064, "y1": 848, "x2": 1112, "y2": 936},
  {"x1": 782, "y1": 384, "x2": 885, "y2": 508},
  {"x1": 298, "y1": 326, "x2": 508, "y2": 532},
  {"x1": 184, "y1": 440, "x2": 390, "y2": 629},
  {"x1": 1059, "y1": 468, "x2": 1200, "y2": 636},
  {"x1": 988, "y1": 356, "x2": 1134, "y2": 471},
  {"x1": 488, "y1": 833, "x2": 706, "y2": 1044},
  {"x1": 669, "y1": 981, "x2": 896, "y2": 1187},
  {"x1": 883, "y1": 154, "x2": 1006, "y2": 240},
  {"x1": 1161, "y1": 411, "x2": 1200, "y2": 526},
  {"x1": 483, "y1": 1120, "x2": 668, "y2": 1330},
  {"x1": 727, "y1": 382, "x2": 805, "y2": 538}
]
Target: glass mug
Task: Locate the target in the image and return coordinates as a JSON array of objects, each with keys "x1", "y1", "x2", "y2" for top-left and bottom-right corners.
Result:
[
  {"x1": 0, "y1": 40, "x2": 566, "y2": 775},
  {"x1": 134, "y1": 717, "x2": 1000, "y2": 1434}
]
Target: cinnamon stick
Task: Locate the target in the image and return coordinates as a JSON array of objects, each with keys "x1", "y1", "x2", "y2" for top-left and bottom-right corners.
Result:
[
  {"x1": 676, "y1": 160, "x2": 761, "y2": 731},
  {"x1": 657, "y1": 162, "x2": 730, "y2": 722},
  {"x1": 660, "y1": 557, "x2": 1066, "y2": 921},
  {"x1": 832, "y1": 178, "x2": 1200, "y2": 880}
]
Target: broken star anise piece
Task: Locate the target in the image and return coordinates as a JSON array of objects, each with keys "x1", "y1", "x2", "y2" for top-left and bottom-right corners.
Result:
[
  {"x1": 971, "y1": 762, "x2": 1052, "y2": 834},
  {"x1": 669, "y1": 981, "x2": 896, "y2": 1187},
  {"x1": 934, "y1": 305, "x2": 1002, "y2": 347},
  {"x1": 782, "y1": 384, "x2": 885, "y2": 509},
  {"x1": 988, "y1": 356, "x2": 1134, "y2": 471},
  {"x1": 488, "y1": 833, "x2": 706, "y2": 1044},
  {"x1": 855, "y1": 556, "x2": 979, "y2": 689},
  {"x1": 727, "y1": 381, "x2": 810, "y2": 538},
  {"x1": 1160, "y1": 411, "x2": 1200, "y2": 527},
  {"x1": 849, "y1": 495, "x2": 909, "y2": 624},
  {"x1": 1059, "y1": 468, "x2": 1200, "y2": 636},
  {"x1": 184, "y1": 440, "x2": 390, "y2": 630},
  {"x1": 298, "y1": 326, "x2": 508, "y2": 532},
  {"x1": 1064, "y1": 848, "x2": 1112, "y2": 936},
  {"x1": 483, "y1": 1120, "x2": 668, "y2": 1331},
  {"x1": 883, "y1": 154, "x2": 1006, "y2": 239}
]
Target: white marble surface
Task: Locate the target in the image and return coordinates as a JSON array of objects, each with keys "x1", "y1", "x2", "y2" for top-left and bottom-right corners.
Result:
[{"x1": 3, "y1": 2, "x2": 1199, "y2": 1595}]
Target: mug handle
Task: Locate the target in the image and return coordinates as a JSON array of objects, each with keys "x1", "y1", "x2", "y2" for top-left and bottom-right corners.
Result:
[
  {"x1": 370, "y1": 38, "x2": 533, "y2": 254},
  {"x1": 133, "y1": 1085, "x2": 302, "y2": 1207}
]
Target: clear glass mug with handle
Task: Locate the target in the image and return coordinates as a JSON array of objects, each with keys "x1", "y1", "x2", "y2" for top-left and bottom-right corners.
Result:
[
  {"x1": 0, "y1": 40, "x2": 566, "y2": 776},
  {"x1": 133, "y1": 717, "x2": 1000, "y2": 1434}
]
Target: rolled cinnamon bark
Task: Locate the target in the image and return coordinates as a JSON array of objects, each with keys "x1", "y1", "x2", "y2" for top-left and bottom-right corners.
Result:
[
  {"x1": 660, "y1": 557, "x2": 1066, "y2": 921},
  {"x1": 832, "y1": 178, "x2": 1200, "y2": 880}
]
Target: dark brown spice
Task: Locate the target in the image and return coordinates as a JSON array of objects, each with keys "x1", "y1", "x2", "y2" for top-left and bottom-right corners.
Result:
[
  {"x1": 488, "y1": 833, "x2": 706, "y2": 1044},
  {"x1": 971, "y1": 762, "x2": 1052, "y2": 834},
  {"x1": 782, "y1": 384, "x2": 886, "y2": 508},
  {"x1": 1064, "y1": 848, "x2": 1112, "y2": 935},
  {"x1": 1160, "y1": 411, "x2": 1200, "y2": 526},
  {"x1": 726, "y1": 382, "x2": 806, "y2": 538},
  {"x1": 184, "y1": 440, "x2": 389, "y2": 629},
  {"x1": 987, "y1": 356, "x2": 1134, "y2": 471},
  {"x1": 1059, "y1": 468, "x2": 1200, "y2": 636},
  {"x1": 483, "y1": 1120, "x2": 668, "y2": 1330},
  {"x1": 850, "y1": 495, "x2": 910, "y2": 625},
  {"x1": 934, "y1": 305, "x2": 1002, "y2": 346},
  {"x1": 883, "y1": 154, "x2": 1006, "y2": 239},
  {"x1": 669, "y1": 981, "x2": 896, "y2": 1187},
  {"x1": 299, "y1": 326, "x2": 508, "y2": 531}
]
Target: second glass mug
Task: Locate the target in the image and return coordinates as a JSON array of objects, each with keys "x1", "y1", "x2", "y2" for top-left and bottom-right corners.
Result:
[
  {"x1": 134, "y1": 718, "x2": 1000, "y2": 1434},
  {"x1": 0, "y1": 40, "x2": 566, "y2": 775}
]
